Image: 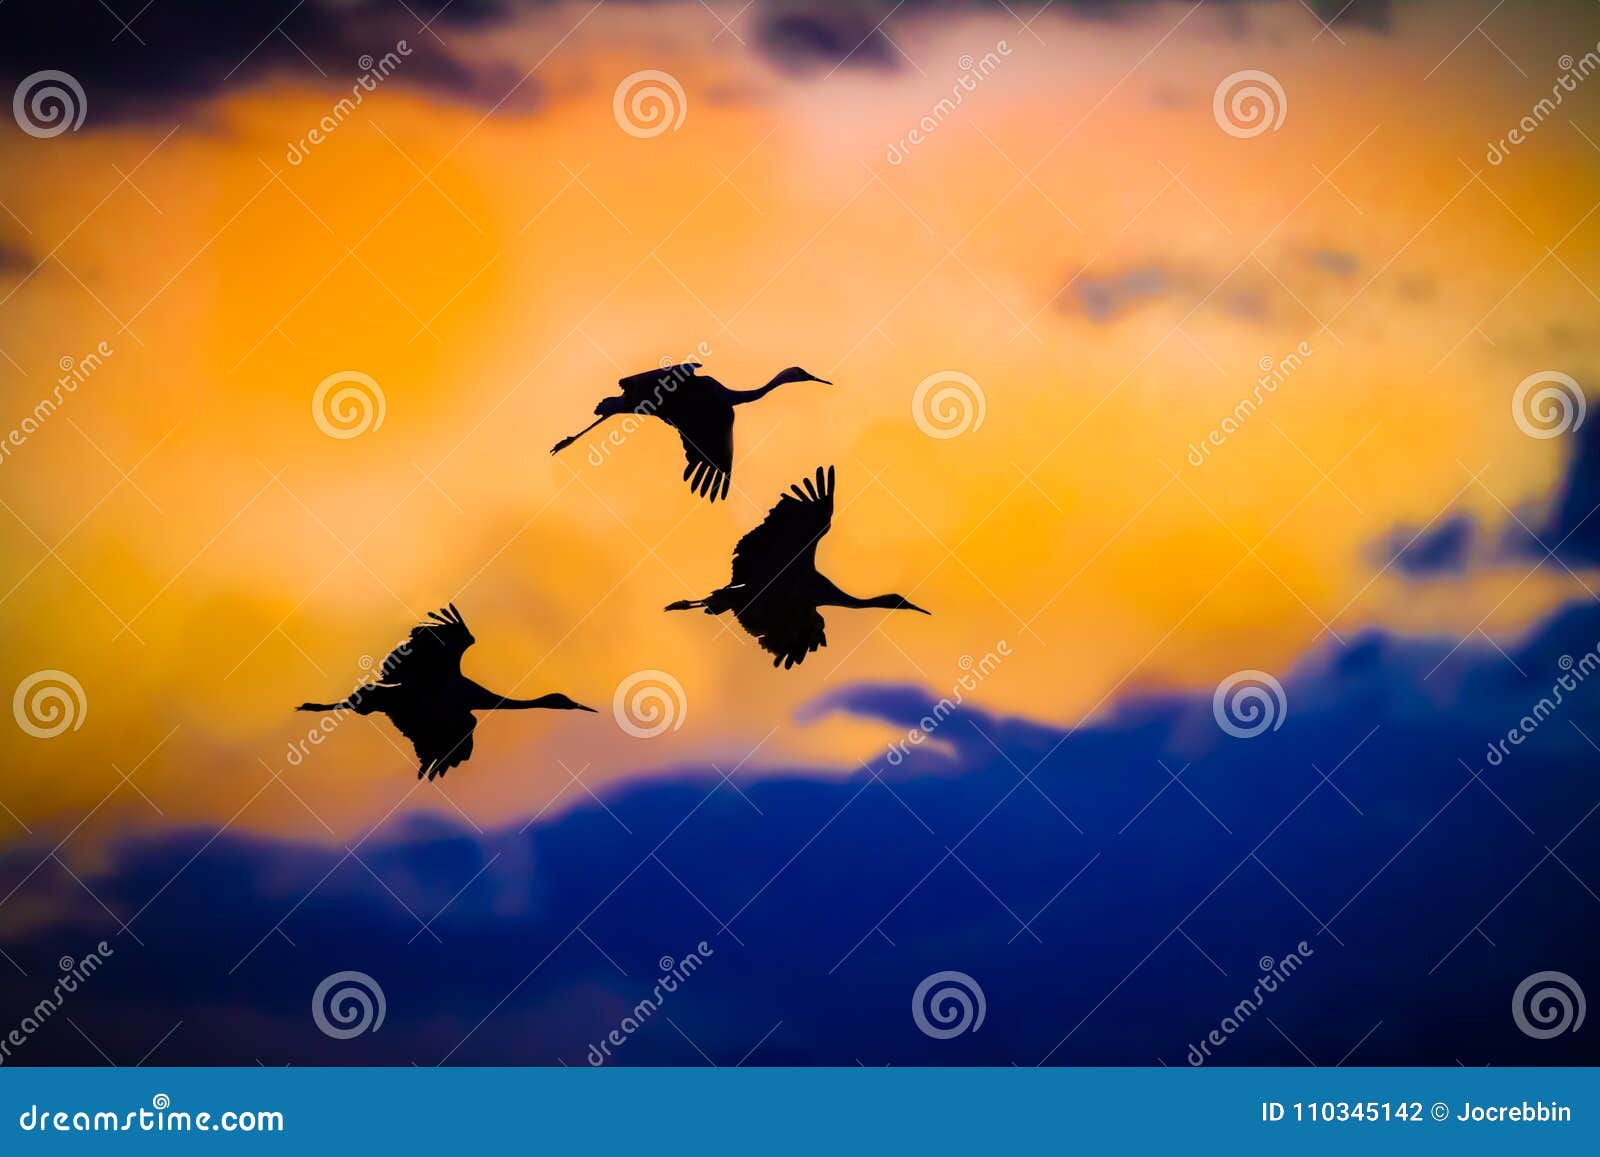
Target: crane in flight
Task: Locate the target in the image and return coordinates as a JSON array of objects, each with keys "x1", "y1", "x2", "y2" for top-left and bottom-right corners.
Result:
[
  {"x1": 550, "y1": 362, "x2": 831, "y2": 502},
  {"x1": 666, "y1": 466, "x2": 929, "y2": 668},
  {"x1": 296, "y1": 604, "x2": 595, "y2": 780}
]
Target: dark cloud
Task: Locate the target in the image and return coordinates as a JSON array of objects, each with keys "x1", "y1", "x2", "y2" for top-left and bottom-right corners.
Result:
[
  {"x1": 1376, "y1": 513, "x2": 1475, "y2": 576},
  {"x1": 0, "y1": 0, "x2": 529, "y2": 126},
  {"x1": 2, "y1": 594, "x2": 1596, "y2": 1066},
  {"x1": 1075, "y1": 265, "x2": 1169, "y2": 323},
  {"x1": 1309, "y1": 248, "x2": 1360, "y2": 277},
  {"x1": 758, "y1": 10, "x2": 898, "y2": 73},
  {"x1": 0, "y1": 240, "x2": 29, "y2": 270},
  {"x1": 1067, "y1": 263, "x2": 1268, "y2": 325},
  {"x1": 1509, "y1": 401, "x2": 1600, "y2": 568},
  {"x1": 1375, "y1": 391, "x2": 1599, "y2": 577},
  {"x1": 0, "y1": 1, "x2": 1405, "y2": 124}
]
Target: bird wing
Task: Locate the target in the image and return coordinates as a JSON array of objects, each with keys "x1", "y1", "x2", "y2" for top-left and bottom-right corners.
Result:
[
  {"x1": 734, "y1": 601, "x2": 828, "y2": 669},
  {"x1": 375, "y1": 604, "x2": 475, "y2": 688},
  {"x1": 618, "y1": 362, "x2": 700, "y2": 391},
  {"x1": 386, "y1": 703, "x2": 478, "y2": 780},
  {"x1": 673, "y1": 402, "x2": 735, "y2": 502},
  {"x1": 730, "y1": 466, "x2": 835, "y2": 588},
  {"x1": 616, "y1": 363, "x2": 703, "y2": 409}
]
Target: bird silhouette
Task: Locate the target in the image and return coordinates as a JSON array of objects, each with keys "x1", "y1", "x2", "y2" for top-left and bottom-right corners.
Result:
[
  {"x1": 550, "y1": 362, "x2": 831, "y2": 502},
  {"x1": 666, "y1": 466, "x2": 929, "y2": 667},
  {"x1": 295, "y1": 604, "x2": 595, "y2": 780}
]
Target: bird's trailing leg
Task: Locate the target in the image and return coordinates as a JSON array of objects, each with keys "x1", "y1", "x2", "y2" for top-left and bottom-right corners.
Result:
[
  {"x1": 552, "y1": 396, "x2": 632, "y2": 454},
  {"x1": 665, "y1": 597, "x2": 709, "y2": 612},
  {"x1": 550, "y1": 416, "x2": 608, "y2": 455},
  {"x1": 297, "y1": 700, "x2": 350, "y2": 712}
]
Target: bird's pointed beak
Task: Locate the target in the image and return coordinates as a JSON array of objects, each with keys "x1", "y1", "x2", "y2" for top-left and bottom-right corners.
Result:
[
  {"x1": 907, "y1": 602, "x2": 931, "y2": 615},
  {"x1": 814, "y1": 376, "x2": 833, "y2": 385},
  {"x1": 574, "y1": 702, "x2": 599, "y2": 712}
]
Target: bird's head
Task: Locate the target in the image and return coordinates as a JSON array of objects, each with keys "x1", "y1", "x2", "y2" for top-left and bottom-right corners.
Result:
[
  {"x1": 546, "y1": 694, "x2": 598, "y2": 712},
  {"x1": 776, "y1": 365, "x2": 832, "y2": 387}
]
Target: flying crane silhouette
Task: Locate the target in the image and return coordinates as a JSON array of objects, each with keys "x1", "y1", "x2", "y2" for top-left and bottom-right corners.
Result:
[
  {"x1": 295, "y1": 604, "x2": 595, "y2": 780},
  {"x1": 666, "y1": 466, "x2": 929, "y2": 668},
  {"x1": 550, "y1": 362, "x2": 831, "y2": 501}
]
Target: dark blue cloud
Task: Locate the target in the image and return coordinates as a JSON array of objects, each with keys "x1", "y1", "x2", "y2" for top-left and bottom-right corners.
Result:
[
  {"x1": 2, "y1": 596, "x2": 1596, "y2": 1066},
  {"x1": 1508, "y1": 405, "x2": 1600, "y2": 568},
  {"x1": 1376, "y1": 513, "x2": 1475, "y2": 576},
  {"x1": 1375, "y1": 394, "x2": 1600, "y2": 577}
]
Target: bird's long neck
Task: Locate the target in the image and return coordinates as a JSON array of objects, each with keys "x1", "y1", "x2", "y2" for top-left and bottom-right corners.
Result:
[
  {"x1": 487, "y1": 693, "x2": 571, "y2": 711},
  {"x1": 461, "y1": 681, "x2": 537, "y2": 710},
  {"x1": 815, "y1": 581, "x2": 897, "y2": 610},
  {"x1": 730, "y1": 371, "x2": 797, "y2": 405}
]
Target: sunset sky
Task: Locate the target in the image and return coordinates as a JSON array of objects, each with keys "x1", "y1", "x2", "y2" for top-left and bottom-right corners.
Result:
[{"x1": 2, "y1": 0, "x2": 1597, "y2": 853}]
